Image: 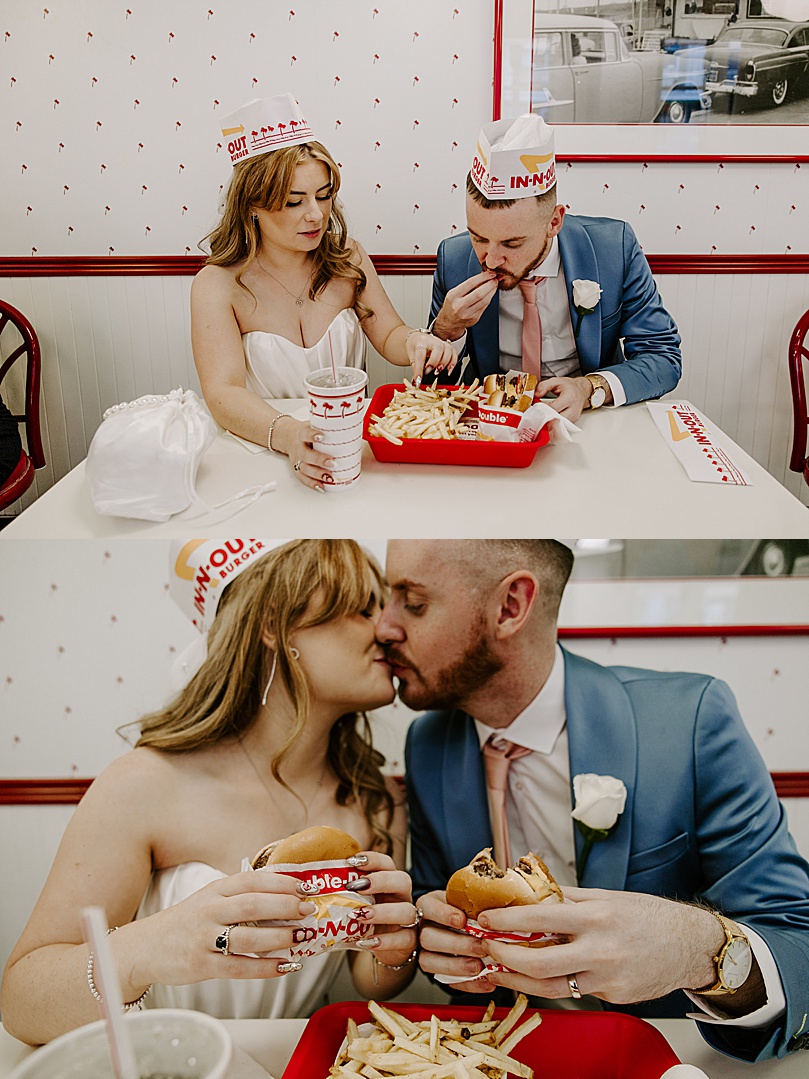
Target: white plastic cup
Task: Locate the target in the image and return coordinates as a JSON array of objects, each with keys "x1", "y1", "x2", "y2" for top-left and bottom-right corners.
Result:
[
  {"x1": 8, "y1": 1009, "x2": 232, "y2": 1079},
  {"x1": 304, "y1": 366, "x2": 368, "y2": 491}
]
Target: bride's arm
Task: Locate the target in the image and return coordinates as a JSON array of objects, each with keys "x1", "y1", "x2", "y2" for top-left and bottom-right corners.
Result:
[
  {"x1": 191, "y1": 267, "x2": 332, "y2": 487},
  {"x1": 350, "y1": 243, "x2": 457, "y2": 382}
]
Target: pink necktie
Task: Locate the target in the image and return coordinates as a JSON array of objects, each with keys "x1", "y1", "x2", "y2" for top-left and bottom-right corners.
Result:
[
  {"x1": 519, "y1": 277, "x2": 545, "y2": 378},
  {"x1": 482, "y1": 736, "x2": 532, "y2": 869}
]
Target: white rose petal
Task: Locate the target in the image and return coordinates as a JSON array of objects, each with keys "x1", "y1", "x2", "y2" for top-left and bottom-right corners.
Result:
[
  {"x1": 571, "y1": 773, "x2": 627, "y2": 831},
  {"x1": 572, "y1": 279, "x2": 602, "y2": 310}
]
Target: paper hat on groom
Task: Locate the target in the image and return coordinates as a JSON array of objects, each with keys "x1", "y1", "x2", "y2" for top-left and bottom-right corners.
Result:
[
  {"x1": 220, "y1": 93, "x2": 315, "y2": 167},
  {"x1": 470, "y1": 114, "x2": 556, "y2": 200}
]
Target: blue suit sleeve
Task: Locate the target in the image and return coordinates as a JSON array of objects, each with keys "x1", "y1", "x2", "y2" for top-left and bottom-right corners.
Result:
[
  {"x1": 429, "y1": 240, "x2": 449, "y2": 327},
  {"x1": 608, "y1": 222, "x2": 682, "y2": 405},
  {"x1": 690, "y1": 678, "x2": 809, "y2": 1061},
  {"x1": 405, "y1": 719, "x2": 455, "y2": 902}
]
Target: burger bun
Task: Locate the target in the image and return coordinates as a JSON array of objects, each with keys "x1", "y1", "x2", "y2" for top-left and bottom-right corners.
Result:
[{"x1": 251, "y1": 825, "x2": 361, "y2": 869}]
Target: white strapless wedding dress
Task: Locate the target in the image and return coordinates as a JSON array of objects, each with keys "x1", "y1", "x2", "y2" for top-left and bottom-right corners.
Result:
[
  {"x1": 136, "y1": 862, "x2": 348, "y2": 1019},
  {"x1": 243, "y1": 308, "x2": 365, "y2": 399}
]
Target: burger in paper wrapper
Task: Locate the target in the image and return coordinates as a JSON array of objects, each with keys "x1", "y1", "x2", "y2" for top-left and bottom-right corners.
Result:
[
  {"x1": 243, "y1": 826, "x2": 374, "y2": 961},
  {"x1": 478, "y1": 373, "x2": 538, "y2": 441},
  {"x1": 438, "y1": 848, "x2": 564, "y2": 984}
]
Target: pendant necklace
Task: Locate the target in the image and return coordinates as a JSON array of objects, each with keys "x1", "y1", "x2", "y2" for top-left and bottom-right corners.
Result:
[
  {"x1": 257, "y1": 257, "x2": 311, "y2": 307},
  {"x1": 238, "y1": 734, "x2": 328, "y2": 829}
]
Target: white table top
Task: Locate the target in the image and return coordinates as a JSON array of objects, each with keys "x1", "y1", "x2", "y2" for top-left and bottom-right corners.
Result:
[
  {"x1": 5, "y1": 399, "x2": 809, "y2": 539},
  {"x1": 2, "y1": 1015, "x2": 806, "y2": 1078}
]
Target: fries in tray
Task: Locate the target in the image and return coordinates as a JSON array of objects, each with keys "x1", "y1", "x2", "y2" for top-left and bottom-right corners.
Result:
[
  {"x1": 367, "y1": 381, "x2": 482, "y2": 445},
  {"x1": 330, "y1": 995, "x2": 540, "y2": 1078}
]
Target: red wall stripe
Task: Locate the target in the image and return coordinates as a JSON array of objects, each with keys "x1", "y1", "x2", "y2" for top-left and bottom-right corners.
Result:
[
  {"x1": 558, "y1": 625, "x2": 809, "y2": 638},
  {"x1": 1, "y1": 254, "x2": 808, "y2": 277},
  {"x1": 2, "y1": 773, "x2": 807, "y2": 803}
]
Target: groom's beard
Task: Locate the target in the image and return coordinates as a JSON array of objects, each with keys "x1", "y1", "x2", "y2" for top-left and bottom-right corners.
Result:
[{"x1": 385, "y1": 613, "x2": 503, "y2": 712}]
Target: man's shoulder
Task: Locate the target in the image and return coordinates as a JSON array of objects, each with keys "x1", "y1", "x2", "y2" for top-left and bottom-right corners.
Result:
[
  {"x1": 568, "y1": 648, "x2": 716, "y2": 696},
  {"x1": 406, "y1": 708, "x2": 471, "y2": 747},
  {"x1": 438, "y1": 231, "x2": 472, "y2": 258},
  {"x1": 562, "y1": 213, "x2": 633, "y2": 242}
]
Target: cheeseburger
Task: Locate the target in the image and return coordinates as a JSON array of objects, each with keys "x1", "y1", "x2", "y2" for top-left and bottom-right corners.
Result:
[
  {"x1": 446, "y1": 848, "x2": 563, "y2": 920},
  {"x1": 251, "y1": 825, "x2": 361, "y2": 869}
]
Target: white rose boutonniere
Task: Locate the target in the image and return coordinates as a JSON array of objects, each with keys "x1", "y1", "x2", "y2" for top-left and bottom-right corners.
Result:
[
  {"x1": 571, "y1": 773, "x2": 627, "y2": 881},
  {"x1": 571, "y1": 279, "x2": 602, "y2": 338}
]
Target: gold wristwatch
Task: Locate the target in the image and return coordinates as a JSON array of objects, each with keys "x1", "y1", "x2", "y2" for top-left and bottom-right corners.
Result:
[
  {"x1": 695, "y1": 911, "x2": 753, "y2": 996},
  {"x1": 584, "y1": 373, "x2": 608, "y2": 409}
]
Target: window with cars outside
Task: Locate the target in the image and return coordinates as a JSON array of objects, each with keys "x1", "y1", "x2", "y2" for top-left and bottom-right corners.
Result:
[
  {"x1": 534, "y1": 32, "x2": 564, "y2": 68},
  {"x1": 571, "y1": 31, "x2": 619, "y2": 65}
]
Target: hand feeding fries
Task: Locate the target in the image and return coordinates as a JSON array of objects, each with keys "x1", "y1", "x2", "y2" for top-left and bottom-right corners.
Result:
[
  {"x1": 330, "y1": 995, "x2": 540, "y2": 1079},
  {"x1": 368, "y1": 381, "x2": 480, "y2": 445}
]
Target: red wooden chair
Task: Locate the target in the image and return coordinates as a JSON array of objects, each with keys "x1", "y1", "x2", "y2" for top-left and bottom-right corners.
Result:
[
  {"x1": 789, "y1": 309, "x2": 809, "y2": 487},
  {"x1": 0, "y1": 300, "x2": 45, "y2": 511}
]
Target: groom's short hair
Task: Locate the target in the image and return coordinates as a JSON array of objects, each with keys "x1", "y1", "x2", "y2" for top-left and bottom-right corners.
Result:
[{"x1": 449, "y1": 540, "x2": 574, "y2": 624}]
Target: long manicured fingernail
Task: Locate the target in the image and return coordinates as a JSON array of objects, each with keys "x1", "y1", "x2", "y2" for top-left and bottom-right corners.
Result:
[
  {"x1": 297, "y1": 881, "x2": 321, "y2": 895},
  {"x1": 355, "y1": 936, "x2": 381, "y2": 949},
  {"x1": 299, "y1": 901, "x2": 317, "y2": 915},
  {"x1": 325, "y1": 459, "x2": 336, "y2": 468},
  {"x1": 313, "y1": 434, "x2": 324, "y2": 442},
  {"x1": 277, "y1": 961, "x2": 303, "y2": 974},
  {"x1": 314, "y1": 485, "x2": 325, "y2": 494},
  {"x1": 346, "y1": 877, "x2": 371, "y2": 892},
  {"x1": 347, "y1": 854, "x2": 368, "y2": 867},
  {"x1": 355, "y1": 907, "x2": 375, "y2": 920}
]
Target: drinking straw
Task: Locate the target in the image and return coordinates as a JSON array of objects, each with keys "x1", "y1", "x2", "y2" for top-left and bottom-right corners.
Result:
[
  {"x1": 328, "y1": 329, "x2": 338, "y2": 387},
  {"x1": 81, "y1": 906, "x2": 139, "y2": 1079}
]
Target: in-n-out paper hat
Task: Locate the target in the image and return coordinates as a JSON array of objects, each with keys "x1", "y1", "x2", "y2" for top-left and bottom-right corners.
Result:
[
  {"x1": 470, "y1": 114, "x2": 556, "y2": 201},
  {"x1": 220, "y1": 93, "x2": 315, "y2": 166},
  {"x1": 169, "y1": 539, "x2": 284, "y2": 633}
]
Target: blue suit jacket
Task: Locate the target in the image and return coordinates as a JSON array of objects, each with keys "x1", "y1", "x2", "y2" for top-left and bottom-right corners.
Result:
[
  {"x1": 429, "y1": 215, "x2": 682, "y2": 404},
  {"x1": 405, "y1": 649, "x2": 809, "y2": 1062}
]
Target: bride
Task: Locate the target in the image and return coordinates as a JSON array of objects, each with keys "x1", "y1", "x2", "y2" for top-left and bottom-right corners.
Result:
[
  {"x1": 1, "y1": 540, "x2": 419, "y2": 1045},
  {"x1": 191, "y1": 93, "x2": 457, "y2": 491}
]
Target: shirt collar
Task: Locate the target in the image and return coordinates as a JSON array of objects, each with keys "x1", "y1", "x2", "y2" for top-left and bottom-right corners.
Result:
[
  {"x1": 474, "y1": 644, "x2": 566, "y2": 755},
  {"x1": 528, "y1": 235, "x2": 561, "y2": 280}
]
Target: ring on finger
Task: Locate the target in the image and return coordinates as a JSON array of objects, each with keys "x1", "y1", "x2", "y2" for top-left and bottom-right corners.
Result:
[
  {"x1": 214, "y1": 924, "x2": 237, "y2": 956},
  {"x1": 400, "y1": 906, "x2": 423, "y2": 930},
  {"x1": 293, "y1": 460, "x2": 303, "y2": 472},
  {"x1": 568, "y1": 975, "x2": 582, "y2": 1000}
]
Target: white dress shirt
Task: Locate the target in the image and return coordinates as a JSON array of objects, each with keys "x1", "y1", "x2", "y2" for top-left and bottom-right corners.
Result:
[{"x1": 472, "y1": 646, "x2": 785, "y2": 1029}]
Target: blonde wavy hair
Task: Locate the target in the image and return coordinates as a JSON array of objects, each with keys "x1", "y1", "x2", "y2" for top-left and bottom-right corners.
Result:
[
  {"x1": 202, "y1": 143, "x2": 371, "y2": 320},
  {"x1": 135, "y1": 540, "x2": 394, "y2": 853}
]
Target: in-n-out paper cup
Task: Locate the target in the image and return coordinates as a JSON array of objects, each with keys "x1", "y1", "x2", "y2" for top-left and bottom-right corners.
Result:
[
  {"x1": 304, "y1": 367, "x2": 368, "y2": 491},
  {"x1": 8, "y1": 1009, "x2": 232, "y2": 1079}
]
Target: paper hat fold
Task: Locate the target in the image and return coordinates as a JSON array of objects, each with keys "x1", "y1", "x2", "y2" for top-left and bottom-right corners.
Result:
[
  {"x1": 470, "y1": 114, "x2": 556, "y2": 200},
  {"x1": 169, "y1": 539, "x2": 282, "y2": 633},
  {"x1": 220, "y1": 94, "x2": 315, "y2": 166}
]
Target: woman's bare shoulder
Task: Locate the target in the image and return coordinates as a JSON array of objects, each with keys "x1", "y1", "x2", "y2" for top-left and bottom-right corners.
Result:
[
  {"x1": 86, "y1": 746, "x2": 195, "y2": 806},
  {"x1": 191, "y1": 262, "x2": 243, "y2": 300}
]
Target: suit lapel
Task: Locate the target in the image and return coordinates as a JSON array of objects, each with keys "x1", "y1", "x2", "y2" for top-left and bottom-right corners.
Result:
[
  {"x1": 558, "y1": 216, "x2": 602, "y2": 373},
  {"x1": 441, "y1": 710, "x2": 493, "y2": 868},
  {"x1": 563, "y1": 648, "x2": 636, "y2": 889},
  {"x1": 467, "y1": 245, "x2": 500, "y2": 379}
]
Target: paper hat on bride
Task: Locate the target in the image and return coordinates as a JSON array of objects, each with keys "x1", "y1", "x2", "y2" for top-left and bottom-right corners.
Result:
[
  {"x1": 220, "y1": 93, "x2": 315, "y2": 166},
  {"x1": 470, "y1": 114, "x2": 556, "y2": 200},
  {"x1": 169, "y1": 539, "x2": 282, "y2": 632}
]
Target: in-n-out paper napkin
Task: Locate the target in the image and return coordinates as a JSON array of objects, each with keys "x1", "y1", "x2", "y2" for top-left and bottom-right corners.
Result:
[{"x1": 647, "y1": 401, "x2": 751, "y2": 485}]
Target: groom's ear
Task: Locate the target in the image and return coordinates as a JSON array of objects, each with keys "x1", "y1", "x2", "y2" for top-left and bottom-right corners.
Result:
[{"x1": 492, "y1": 571, "x2": 538, "y2": 640}]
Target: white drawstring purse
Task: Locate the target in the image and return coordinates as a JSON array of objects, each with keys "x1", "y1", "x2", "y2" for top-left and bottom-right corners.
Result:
[{"x1": 85, "y1": 388, "x2": 275, "y2": 522}]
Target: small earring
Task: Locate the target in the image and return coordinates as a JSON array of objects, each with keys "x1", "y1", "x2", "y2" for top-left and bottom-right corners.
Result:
[
  {"x1": 290, "y1": 647, "x2": 300, "y2": 659},
  {"x1": 261, "y1": 652, "x2": 277, "y2": 706},
  {"x1": 251, "y1": 213, "x2": 258, "y2": 222}
]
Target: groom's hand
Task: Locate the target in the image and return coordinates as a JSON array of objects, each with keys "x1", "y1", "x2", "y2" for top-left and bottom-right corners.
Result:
[
  {"x1": 417, "y1": 890, "x2": 489, "y2": 989},
  {"x1": 432, "y1": 271, "x2": 499, "y2": 341}
]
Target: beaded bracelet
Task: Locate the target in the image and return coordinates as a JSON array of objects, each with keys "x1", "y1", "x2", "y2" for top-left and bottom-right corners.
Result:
[
  {"x1": 86, "y1": 927, "x2": 153, "y2": 1011},
  {"x1": 406, "y1": 327, "x2": 431, "y2": 338},
  {"x1": 268, "y1": 412, "x2": 293, "y2": 453},
  {"x1": 371, "y1": 947, "x2": 419, "y2": 987}
]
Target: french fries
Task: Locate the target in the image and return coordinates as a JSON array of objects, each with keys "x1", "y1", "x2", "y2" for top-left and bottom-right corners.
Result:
[
  {"x1": 368, "y1": 381, "x2": 480, "y2": 445},
  {"x1": 331, "y1": 995, "x2": 539, "y2": 1079}
]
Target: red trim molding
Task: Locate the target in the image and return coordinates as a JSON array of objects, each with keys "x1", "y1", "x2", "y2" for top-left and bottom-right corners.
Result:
[
  {"x1": 559, "y1": 625, "x2": 809, "y2": 639},
  {"x1": 1, "y1": 254, "x2": 809, "y2": 277},
  {"x1": 2, "y1": 773, "x2": 808, "y2": 802}
]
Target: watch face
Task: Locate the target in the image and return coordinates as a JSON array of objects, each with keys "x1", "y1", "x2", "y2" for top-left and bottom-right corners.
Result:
[
  {"x1": 590, "y1": 386, "x2": 607, "y2": 408},
  {"x1": 720, "y1": 939, "x2": 752, "y2": 989}
]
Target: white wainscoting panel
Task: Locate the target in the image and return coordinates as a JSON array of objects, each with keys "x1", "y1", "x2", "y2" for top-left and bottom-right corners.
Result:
[{"x1": 1, "y1": 271, "x2": 808, "y2": 516}]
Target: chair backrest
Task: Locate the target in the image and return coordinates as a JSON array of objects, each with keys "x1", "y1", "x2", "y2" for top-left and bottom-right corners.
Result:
[
  {"x1": 0, "y1": 300, "x2": 45, "y2": 470},
  {"x1": 788, "y1": 308, "x2": 809, "y2": 480}
]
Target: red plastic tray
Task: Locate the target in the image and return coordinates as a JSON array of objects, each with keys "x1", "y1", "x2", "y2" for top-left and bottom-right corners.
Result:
[
  {"x1": 282, "y1": 1000, "x2": 681, "y2": 1079},
  {"x1": 363, "y1": 384, "x2": 551, "y2": 468}
]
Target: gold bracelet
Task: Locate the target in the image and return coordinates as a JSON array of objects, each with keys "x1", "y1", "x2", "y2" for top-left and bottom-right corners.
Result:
[
  {"x1": 267, "y1": 412, "x2": 292, "y2": 453},
  {"x1": 371, "y1": 947, "x2": 419, "y2": 987},
  {"x1": 86, "y1": 927, "x2": 152, "y2": 1011}
]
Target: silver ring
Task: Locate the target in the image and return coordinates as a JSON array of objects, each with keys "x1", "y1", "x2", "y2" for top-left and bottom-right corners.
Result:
[
  {"x1": 215, "y1": 925, "x2": 235, "y2": 956},
  {"x1": 568, "y1": 975, "x2": 582, "y2": 1000},
  {"x1": 293, "y1": 460, "x2": 303, "y2": 472},
  {"x1": 400, "y1": 906, "x2": 424, "y2": 930}
]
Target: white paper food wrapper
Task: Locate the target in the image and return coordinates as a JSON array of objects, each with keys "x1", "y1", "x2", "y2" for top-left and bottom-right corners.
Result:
[
  {"x1": 434, "y1": 918, "x2": 563, "y2": 986},
  {"x1": 237, "y1": 856, "x2": 375, "y2": 961},
  {"x1": 478, "y1": 399, "x2": 580, "y2": 444}
]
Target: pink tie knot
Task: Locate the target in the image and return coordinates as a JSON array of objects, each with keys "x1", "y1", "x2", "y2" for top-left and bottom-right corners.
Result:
[
  {"x1": 482, "y1": 736, "x2": 531, "y2": 792},
  {"x1": 519, "y1": 278, "x2": 538, "y2": 304}
]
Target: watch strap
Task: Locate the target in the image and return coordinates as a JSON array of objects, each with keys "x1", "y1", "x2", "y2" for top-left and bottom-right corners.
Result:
[{"x1": 694, "y1": 911, "x2": 749, "y2": 996}]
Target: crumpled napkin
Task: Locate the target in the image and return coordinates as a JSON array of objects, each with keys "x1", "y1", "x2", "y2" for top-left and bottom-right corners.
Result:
[{"x1": 517, "y1": 401, "x2": 580, "y2": 445}]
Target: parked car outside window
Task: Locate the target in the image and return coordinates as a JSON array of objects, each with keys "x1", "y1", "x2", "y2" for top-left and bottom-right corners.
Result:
[{"x1": 699, "y1": 18, "x2": 809, "y2": 107}]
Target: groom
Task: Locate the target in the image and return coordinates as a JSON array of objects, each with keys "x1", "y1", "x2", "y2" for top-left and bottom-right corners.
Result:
[
  {"x1": 428, "y1": 115, "x2": 681, "y2": 422},
  {"x1": 375, "y1": 540, "x2": 809, "y2": 1063}
]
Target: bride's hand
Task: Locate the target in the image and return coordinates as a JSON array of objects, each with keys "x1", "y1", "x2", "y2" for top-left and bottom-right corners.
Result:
[
  {"x1": 406, "y1": 331, "x2": 458, "y2": 384},
  {"x1": 351, "y1": 852, "x2": 419, "y2": 967},
  {"x1": 138, "y1": 870, "x2": 317, "y2": 986},
  {"x1": 273, "y1": 417, "x2": 335, "y2": 492}
]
